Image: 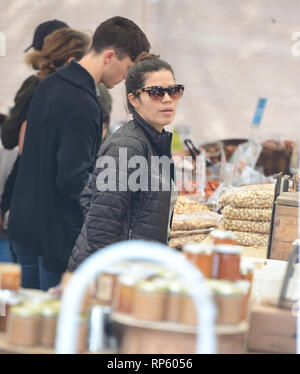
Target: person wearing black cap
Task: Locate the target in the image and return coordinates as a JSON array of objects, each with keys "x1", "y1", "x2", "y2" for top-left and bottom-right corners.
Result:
[{"x1": 1, "y1": 19, "x2": 69, "y2": 150}]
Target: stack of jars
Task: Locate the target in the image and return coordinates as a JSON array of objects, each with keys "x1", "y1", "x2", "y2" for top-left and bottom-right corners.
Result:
[
  {"x1": 181, "y1": 230, "x2": 254, "y2": 325},
  {"x1": 6, "y1": 299, "x2": 89, "y2": 352}
]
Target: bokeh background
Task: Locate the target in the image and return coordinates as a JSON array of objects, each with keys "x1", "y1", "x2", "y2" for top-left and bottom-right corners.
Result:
[{"x1": 0, "y1": 0, "x2": 299, "y2": 144}]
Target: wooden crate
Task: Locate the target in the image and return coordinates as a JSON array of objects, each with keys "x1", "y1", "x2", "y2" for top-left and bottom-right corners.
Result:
[{"x1": 269, "y1": 194, "x2": 299, "y2": 261}]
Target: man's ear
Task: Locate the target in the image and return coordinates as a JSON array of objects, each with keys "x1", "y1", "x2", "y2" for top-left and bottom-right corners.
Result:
[
  {"x1": 66, "y1": 56, "x2": 75, "y2": 64},
  {"x1": 103, "y1": 49, "x2": 116, "y2": 64}
]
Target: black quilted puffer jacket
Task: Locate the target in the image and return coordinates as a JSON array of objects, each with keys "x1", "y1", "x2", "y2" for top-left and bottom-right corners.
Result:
[{"x1": 67, "y1": 111, "x2": 174, "y2": 271}]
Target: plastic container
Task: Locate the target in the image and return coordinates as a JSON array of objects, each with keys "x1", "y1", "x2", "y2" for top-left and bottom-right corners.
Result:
[{"x1": 212, "y1": 245, "x2": 241, "y2": 281}]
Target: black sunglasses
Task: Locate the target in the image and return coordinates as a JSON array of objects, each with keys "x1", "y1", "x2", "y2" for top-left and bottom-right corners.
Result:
[{"x1": 134, "y1": 84, "x2": 184, "y2": 100}]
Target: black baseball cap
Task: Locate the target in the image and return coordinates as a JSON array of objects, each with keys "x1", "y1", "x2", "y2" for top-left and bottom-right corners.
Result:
[{"x1": 24, "y1": 19, "x2": 69, "y2": 53}]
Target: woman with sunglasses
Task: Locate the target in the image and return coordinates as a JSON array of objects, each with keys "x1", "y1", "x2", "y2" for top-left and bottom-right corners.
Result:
[{"x1": 67, "y1": 53, "x2": 184, "y2": 271}]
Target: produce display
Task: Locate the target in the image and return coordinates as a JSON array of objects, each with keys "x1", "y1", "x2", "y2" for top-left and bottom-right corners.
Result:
[
  {"x1": 222, "y1": 206, "x2": 272, "y2": 221},
  {"x1": 170, "y1": 196, "x2": 222, "y2": 249},
  {"x1": 219, "y1": 184, "x2": 275, "y2": 208},
  {"x1": 169, "y1": 233, "x2": 210, "y2": 249},
  {"x1": 173, "y1": 195, "x2": 209, "y2": 215},
  {"x1": 218, "y1": 184, "x2": 274, "y2": 248},
  {"x1": 172, "y1": 212, "x2": 221, "y2": 231},
  {"x1": 232, "y1": 232, "x2": 269, "y2": 247},
  {"x1": 223, "y1": 219, "x2": 270, "y2": 234}
]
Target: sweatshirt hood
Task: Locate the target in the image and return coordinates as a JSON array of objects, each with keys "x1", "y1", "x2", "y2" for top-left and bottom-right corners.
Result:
[{"x1": 55, "y1": 60, "x2": 100, "y2": 107}]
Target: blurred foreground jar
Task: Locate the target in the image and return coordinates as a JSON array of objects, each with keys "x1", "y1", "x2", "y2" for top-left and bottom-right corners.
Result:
[
  {"x1": 234, "y1": 280, "x2": 251, "y2": 321},
  {"x1": 0, "y1": 263, "x2": 21, "y2": 290},
  {"x1": 183, "y1": 243, "x2": 213, "y2": 278},
  {"x1": 0, "y1": 290, "x2": 23, "y2": 332},
  {"x1": 61, "y1": 272, "x2": 91, "y2": 313},
  {"x1": 209, "y1": 280, "x2": 243, "y2": 324},
  {"x1": 7, "y1": 303, "x2": 41, "y2": 346},
  {"x1": 39, "y1": 300, "x2": 60, "y2": 347},
  {"x1": 96, "y1": 264, "x2": 128, "y2": 306},
  {"x1": 165, "y1": 281, "x2": 186, "y2": 322},
  {"x1": 133, "y1": 280, "x2": 167, "y2": 321},
  {"x1": 180, "y1": 291, "x2": 197, "y2": 325},
  {"x1": 212, "y1": 245, "x2": 241, "y2": 281},
  {"x1": 114, "y1": 275, "x2": 138, "y2": 314},
  {"x1": 210, "y1": 230, "x2": 237, "y2": 245}
]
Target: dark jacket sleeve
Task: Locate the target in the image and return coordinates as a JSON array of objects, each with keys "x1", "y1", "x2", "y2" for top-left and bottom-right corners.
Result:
[
  {"x1": 1, "y1": 76, "x2": 39, "y2": 149},
  {"x1": 67, "y1": 141, "x2": 145, "y2": 271},
  {"x1": 79, "y1": 174, "x2": 94, "y2": 219},
  {"x1": 56, "y1": 115, "x2": 100, "y2": 200}
]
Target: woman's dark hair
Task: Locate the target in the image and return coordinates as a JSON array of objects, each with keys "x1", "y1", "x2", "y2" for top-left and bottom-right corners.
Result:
[
  {"x1": 125, "y1": 52, "x2": 175, "y2": 113},
  {"x1": 92, "y1": 16, "x2": 150, "y2": 61},
  {"x1": 26, "y1": 28, "x2": 90, "y2": 79}
]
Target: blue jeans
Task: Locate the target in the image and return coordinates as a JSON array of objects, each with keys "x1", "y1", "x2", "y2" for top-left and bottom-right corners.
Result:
[{"x1": 12, "y1": 242, "x2": 62, "y2": 291}]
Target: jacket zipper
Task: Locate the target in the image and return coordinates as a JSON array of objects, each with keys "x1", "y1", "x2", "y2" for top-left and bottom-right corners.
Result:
[{"x1": 128, "y1": 229, "x2": 133, "y2": 240}]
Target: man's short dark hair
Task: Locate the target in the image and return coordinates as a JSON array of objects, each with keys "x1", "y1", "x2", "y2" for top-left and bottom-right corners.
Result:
[{"x1": 92, "y1": 16, "x2": 150, "y2": 61}]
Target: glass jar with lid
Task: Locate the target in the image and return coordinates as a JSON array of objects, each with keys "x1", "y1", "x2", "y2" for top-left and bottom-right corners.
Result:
[
  {"x1": 133, "y1": 280, "x2": 167, "y2": 321},
  {"x1": 7, "y1": 303, "x2": 42, "y2": 346},
  {"x1": 0, "y1": 263, "x2": 21, "y2": 291},
  {"x1": 210, "y1": 230, "x2": 237, "y2": 245},
  {"x1": 179, "y1": 290, "x2": 197, "y2": 325},
  {"x1": 165, "y1": 281, "x2": 185, "y2": 322},
  {"x1": 183, "y1": 243, "x2": 214, "y2": 278},
  {"x1": 212, "y1": 245, "x2": 241, "y2": 281},
  {"x1": 40, "y1": 300, "x2": 60, "y2": 347},
  {"x1": 209, "y1": 280, "x2": 243, "y2": 324}
]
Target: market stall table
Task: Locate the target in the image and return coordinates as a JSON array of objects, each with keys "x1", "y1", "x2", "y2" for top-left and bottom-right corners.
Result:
[{"x1": 113, "y1": 312, "x2": 249, "y2": 354}]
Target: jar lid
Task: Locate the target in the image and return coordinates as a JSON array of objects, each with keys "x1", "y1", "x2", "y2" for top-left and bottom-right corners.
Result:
[
  {"x1": 214, "y1": 244, "x2": 241, "y2": 254},
  {"x1": 210, "y1": 281, "x2": 244, "y2": 297},
  {"x1": 234, "y1": 280, "x2": 250, "y2": 294},
  {"x1": 167, "y1": 281, "x2": 186, "y2": 294},
  {"x1": 210, "y1": 230, "x2": 236, "y2": 240},
  {"x1": 119, "y1": 275, "x2": 139, "y2": 286},
  {"x1": 136, "y1": 280, "x2": 167, "y2": 293},
  {"x1": 183, "y1": 243, "x2": 213, "y2": 255},
  {"x1": 10, "y1": 304, "x2": 42, "y2": 317},
  {"x1": 0, "y1": 263, "x2": 21, "y2": 273},
  {"x1": 41, "y1": 300, "x2": 61, "y2": 317}
]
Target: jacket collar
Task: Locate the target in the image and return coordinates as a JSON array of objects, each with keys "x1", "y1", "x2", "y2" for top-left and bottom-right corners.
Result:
[
  {"x1": 133, "y1": 111, "x2": 173, "y2": 157},
  {"x1": 55, "y1": 60, "x2": 100, "y2": 107}
]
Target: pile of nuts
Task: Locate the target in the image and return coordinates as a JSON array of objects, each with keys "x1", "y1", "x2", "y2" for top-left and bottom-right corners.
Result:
[
  {"x1": 218, "y1": 184, "x2": 275, "y2": 248},
  {"x1": 173, "y1": 196, "x2": 209, "y2": 215},
  {"x1": 170, "y1": 209, "x2": 221, "y2": 249}
]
